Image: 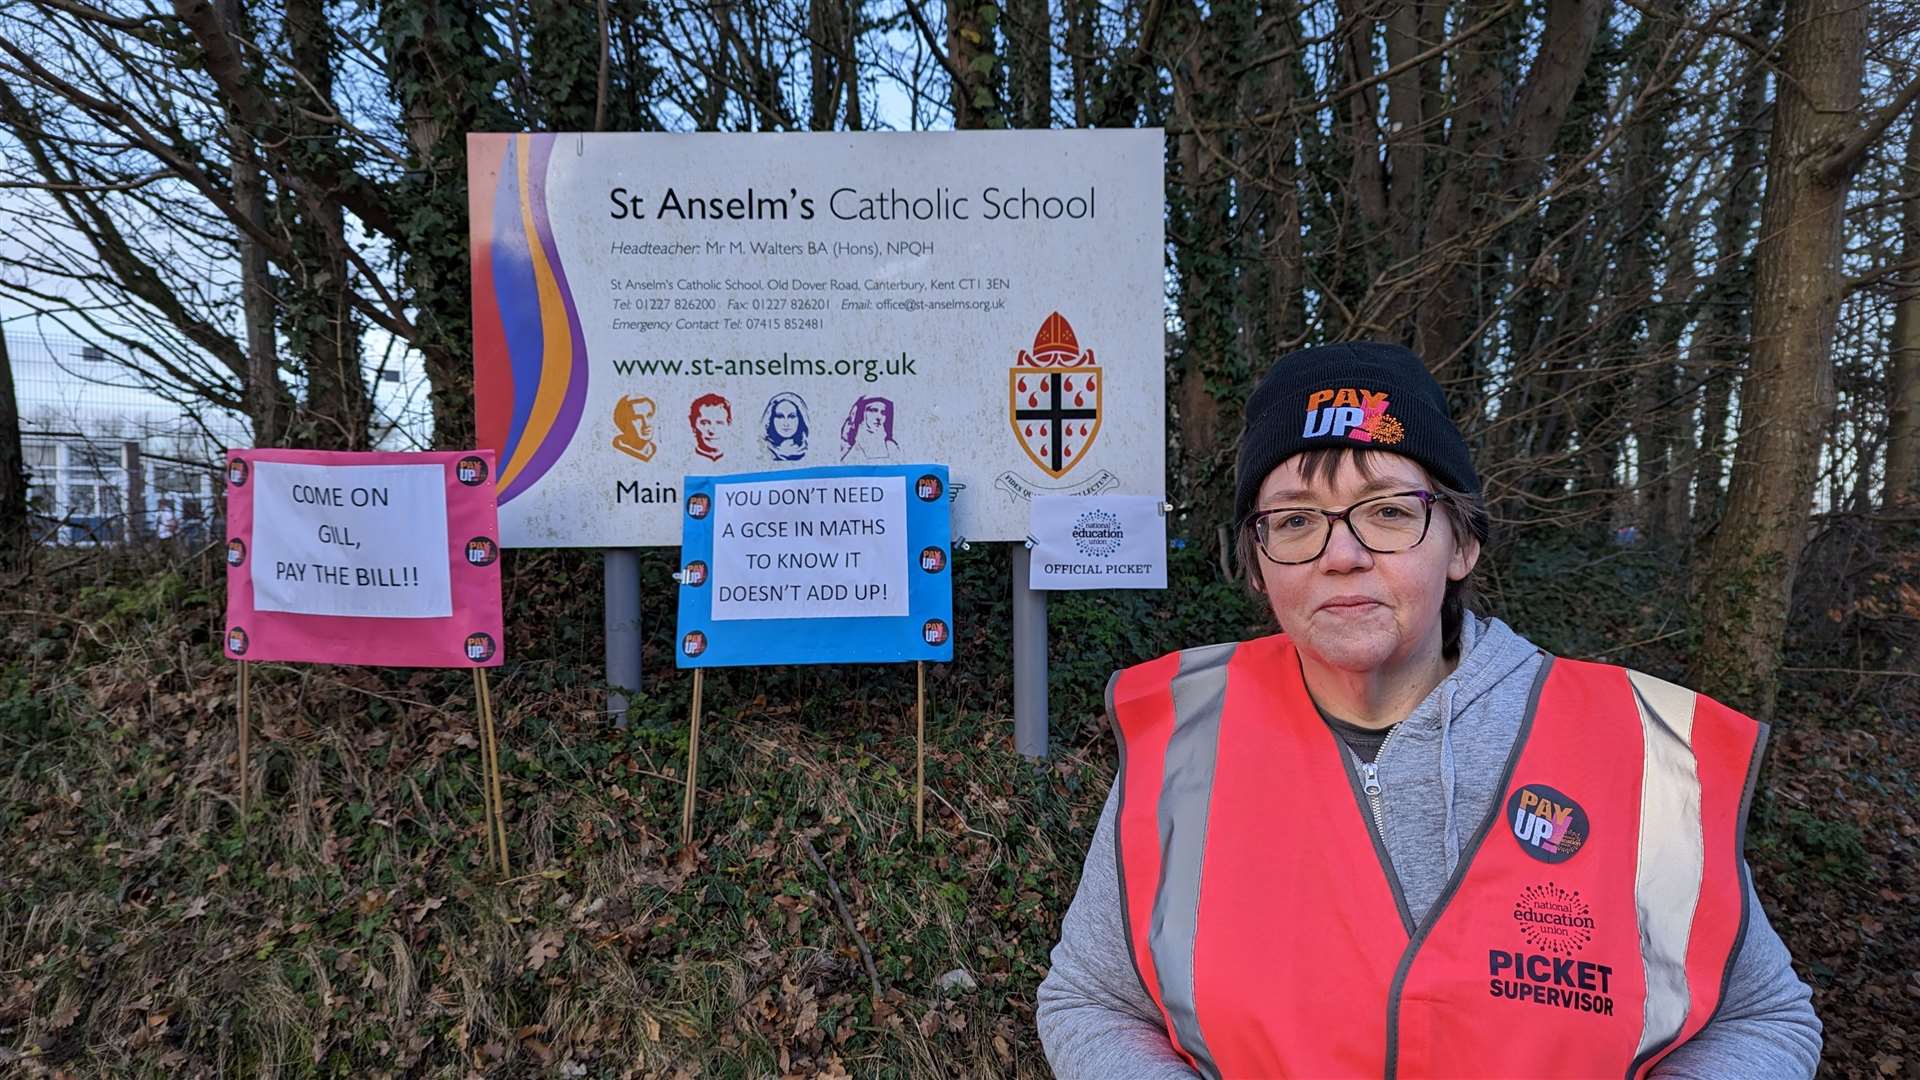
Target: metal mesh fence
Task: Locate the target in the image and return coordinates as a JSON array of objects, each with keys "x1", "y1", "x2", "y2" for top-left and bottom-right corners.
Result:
[{"x1": 12, "y1": 330, "x2": 242, "y2": 546}]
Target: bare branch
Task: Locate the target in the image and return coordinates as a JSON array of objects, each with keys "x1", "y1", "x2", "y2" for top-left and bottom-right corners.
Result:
[{"x1": 1819, "y1": 76, "x2": 1920, "y2": 185}]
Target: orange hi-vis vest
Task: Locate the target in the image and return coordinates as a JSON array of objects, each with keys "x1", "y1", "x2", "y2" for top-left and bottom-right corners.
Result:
[{"x1": 1108, "y1": 634, "x2": 1767, "y2": 1080}]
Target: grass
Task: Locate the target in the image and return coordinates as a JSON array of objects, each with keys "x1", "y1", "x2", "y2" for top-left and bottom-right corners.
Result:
[{"x1": 0, "y1": 531, "x2": 1913, "y2": 1077}]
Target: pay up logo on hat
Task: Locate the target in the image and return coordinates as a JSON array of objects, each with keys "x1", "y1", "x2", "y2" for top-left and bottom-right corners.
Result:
[{"x1": 1302, "y1": 387, "x2": 1404, "y2": 444}]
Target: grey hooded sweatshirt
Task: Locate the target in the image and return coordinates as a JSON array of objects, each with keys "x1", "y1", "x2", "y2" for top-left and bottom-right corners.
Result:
[{"x1": 1036, "y1": 613, "x2": 1822, "y2": 1078}]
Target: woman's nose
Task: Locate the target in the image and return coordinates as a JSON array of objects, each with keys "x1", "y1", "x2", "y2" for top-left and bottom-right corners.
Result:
[{"x1": 1321, "y1": 519, "x2": 1374, "y2": 569}]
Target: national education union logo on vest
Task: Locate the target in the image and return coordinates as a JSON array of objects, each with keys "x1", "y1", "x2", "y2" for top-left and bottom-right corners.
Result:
[{"x1": 1010, "y1": 312, "x2": 1101, "y2": 478}]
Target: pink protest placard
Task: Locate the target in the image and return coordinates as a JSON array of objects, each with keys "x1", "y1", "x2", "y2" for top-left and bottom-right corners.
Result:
[{"x1": 223, "y1": 449, "x2": 504, "y2": 668}]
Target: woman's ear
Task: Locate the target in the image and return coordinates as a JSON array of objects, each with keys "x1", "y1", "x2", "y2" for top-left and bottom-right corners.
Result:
[{"x1": 1448, "y1": 533, "x2": 1481, "y2": 582}]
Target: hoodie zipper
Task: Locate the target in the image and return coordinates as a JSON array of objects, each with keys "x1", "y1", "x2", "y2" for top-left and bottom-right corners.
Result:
[{"x1": 1359, "y1": 724, "x2": 1400, "y2": 845}]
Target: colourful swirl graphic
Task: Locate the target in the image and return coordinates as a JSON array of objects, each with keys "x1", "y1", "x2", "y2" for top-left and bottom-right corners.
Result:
[{"x1": 471, "y1": 134, "x2": 588, "y2": 505}]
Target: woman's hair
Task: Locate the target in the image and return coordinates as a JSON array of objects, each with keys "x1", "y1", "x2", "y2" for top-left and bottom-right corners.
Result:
[{"x1": 1234, "y1": 447, "x2": 1488, "y2": 660}]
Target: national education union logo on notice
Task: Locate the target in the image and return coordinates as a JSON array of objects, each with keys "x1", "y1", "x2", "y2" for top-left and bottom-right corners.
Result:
[{"x1": 1071, "y1": 510, "x2": 1125, "y2": 558}]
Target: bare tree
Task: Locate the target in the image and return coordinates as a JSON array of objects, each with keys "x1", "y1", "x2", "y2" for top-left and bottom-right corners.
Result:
[
  {"x1": 1888, "y1": 108, "x2": 1920, "y2": 503},
  {"x1": 0, "y1": 328, "x2": 26, "y2": 566},
  {"x1": 1691, "y1": 0, "x2": 1779, "y2": 537},
  {"x1": 1690, "y1": 0, "x2": 1883, "y2": 716},
  {"x1": 1005, "y1": 0, "x2": 1049, "y2": 129}
]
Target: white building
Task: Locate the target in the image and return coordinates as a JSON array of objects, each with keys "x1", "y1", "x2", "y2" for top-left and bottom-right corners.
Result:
[
  {"x1": 12, "y1": 329, "x2": 432, "y2": 545},
  {"x1": 13, "y1": 331, "x2": 240, "y2": 545}
]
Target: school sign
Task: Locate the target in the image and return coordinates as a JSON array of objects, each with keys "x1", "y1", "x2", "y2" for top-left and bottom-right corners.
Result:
[{"x1": 467, "y1": 130, "x2": 1165, "y2": 548}]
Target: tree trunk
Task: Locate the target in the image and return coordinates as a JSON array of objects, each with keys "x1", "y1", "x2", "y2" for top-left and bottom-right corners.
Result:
[
  {"x1": 840, "y1": 0, "x2": 864, "y2": 130},
  {"x1": 1264, "y1": 148, "x2": 1305, "y2": 352},
  {"x1": 1337, "y1": 0, "x2": 1386, "y2": 246},
  {"x1": 946, "y1": 1, "x2": 993, "y2": 129},
  {"x1": 1887, "y1": 111, "x2": 1920, "y2": 504},
  {"x1": 1692, "y1": 0, "x2": 1777, "y2": 538},
  {"x1": 529, "y1": 0, "x2": 602, "y2": 129},
  {"x1": 809, "y1": 0, "x2": 841, "y2": 129},
  {"x1": 1413, "y1": 0, "x2": 1601, "y2": 384},
  {"x1": 1256, "y1": 6, "x2": 1305, "y2": 354},
  {"x1": 1690, "y1": 0, "x2": 1864, "y2": 718},
  {"x1": 1007, "y1": 0, "x2": 1050, "y2": 129},
  {"x1": 382, "y1": 0, "x2": 516, "y2": 448},
  {"x1": 217, "y1": 0, "x2": 288, "y2": 448},
  {"x1": 1377, "y1": 0, "x2": 1428, "y2": 336},
  {"x1": 1166, "y1": 0, "x2": 1240, "y2": 520},
  {"x1": 282, "y1": 0, "x2": 368, "y2": 450},
  {"x1": 1648, "y1": 225, "x2": 1699, "y2": 542},
  {"x1": 0, "y1": 329, "x2": 26, "y2": 566},
  {"x1": 1615, "y1": 1, "x2": 1679, "y2": 542},
  {"x1": 1065, "y1": 0, "x2": 1093, "y2": 126}
]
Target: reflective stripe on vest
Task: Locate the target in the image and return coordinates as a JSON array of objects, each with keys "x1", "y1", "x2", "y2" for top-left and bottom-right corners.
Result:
[{"x1": 1108, "y1": 634, "x2": 1765, "y2": 1079}]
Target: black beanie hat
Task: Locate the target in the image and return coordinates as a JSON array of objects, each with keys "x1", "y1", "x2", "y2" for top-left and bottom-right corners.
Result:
[{"x1": 1233, "y1": 342, "x2": 1482, "y2": 536}]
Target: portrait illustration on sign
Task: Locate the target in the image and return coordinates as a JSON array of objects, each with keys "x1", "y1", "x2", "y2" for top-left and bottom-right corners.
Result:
[
  {"x1": 840, "y1": 396, "x2": 900, "y2": 461},
  {"x1": 761, "y1": 392, "x2": 811, "y2": 461},
  {"x1": 1010, "y1": 312, "x2": 1101, "y2": 478},
  {"x1": 690, "y1": 393, "x2": 733, "y2": 461},
  {"x1": 612, "y1": 394, "x2": 658, "y2": 462}
]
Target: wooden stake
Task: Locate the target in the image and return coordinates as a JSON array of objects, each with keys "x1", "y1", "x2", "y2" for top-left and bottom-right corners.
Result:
[
  {"x1": 237, "y1": 660, "x2": 251, "y2": 827},
  {"x1": 682, "y1": 669, "x2": 704, "y2": 847},
  {"x1": 478, "y1": 669, "x2": 511, "y2": 876},
  {"x1": 471, "y1": 668, "x2": 499, "y2": 871},
  {"x1": 915, "y1": 661, "x2": 926, "y2": 842}
]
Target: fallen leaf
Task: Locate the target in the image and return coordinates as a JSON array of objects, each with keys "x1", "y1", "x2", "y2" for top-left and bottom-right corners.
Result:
[
  {"x1": 410, "y1": 896, "x2": 445, "y2": 924},
  {"x1": 793, "y1": 996, "x2": 819, "y2": 1037},
  {"x1": 525, "y1": 929, "x2": 563, "y2": 972}
]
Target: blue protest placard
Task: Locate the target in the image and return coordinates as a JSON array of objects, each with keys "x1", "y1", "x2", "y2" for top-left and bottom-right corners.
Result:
[{"x1": 675, "y1": 465, "x2": 954, "y2": 668}]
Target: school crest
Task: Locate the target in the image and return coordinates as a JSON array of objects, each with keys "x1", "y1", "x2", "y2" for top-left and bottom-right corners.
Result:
[{"x1": 1009, "y1": 312, "x2": 1102, "y2": 478}]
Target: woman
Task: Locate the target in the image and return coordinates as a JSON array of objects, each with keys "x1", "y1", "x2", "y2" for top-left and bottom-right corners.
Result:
[
  {"x1": 1036, "y1": 343, "x2": 1821, "y2": 1078},
  {"x1": 839, "y1": 395, "x2": 900, "y2": 461},
  {"x1": 760, "y1": 391, "x2": 810, "y2": 461}
]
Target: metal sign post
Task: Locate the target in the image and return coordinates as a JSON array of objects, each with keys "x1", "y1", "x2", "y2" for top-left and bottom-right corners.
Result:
[
  {"x1": 1011, "y1": 543, "x2": 1048, "y2": 758},
  {"x1": 605, "y1": 549, "x2": 643, "y2": 725}
]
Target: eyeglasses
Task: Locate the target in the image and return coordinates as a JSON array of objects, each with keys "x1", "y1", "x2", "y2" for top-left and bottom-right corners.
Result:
[{"x1": 1244, "y1": 490, "x2": 1442, "y2": 565}]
